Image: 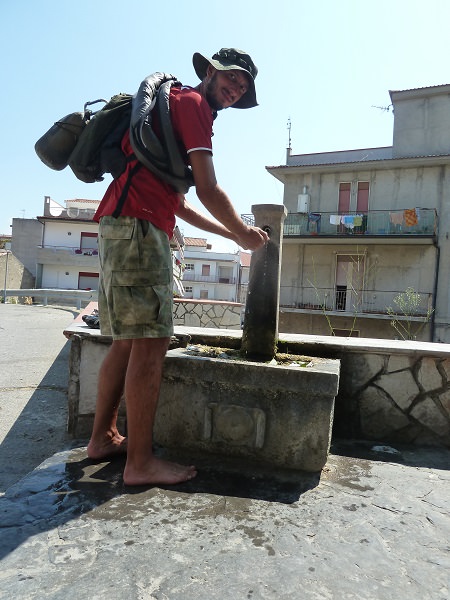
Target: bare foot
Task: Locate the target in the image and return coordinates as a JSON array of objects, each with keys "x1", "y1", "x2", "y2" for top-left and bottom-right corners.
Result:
[
  {"x1": 123, "y1": 456, "x2": 197, "y2": 486},
  {"x1": 87, "y1": 434, "x2": 128, "y2": 461}
]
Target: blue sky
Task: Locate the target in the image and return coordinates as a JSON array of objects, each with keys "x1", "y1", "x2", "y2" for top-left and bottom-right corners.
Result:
[{"x1": 1, "y1": 0, "x2": 450, "y2": 251}]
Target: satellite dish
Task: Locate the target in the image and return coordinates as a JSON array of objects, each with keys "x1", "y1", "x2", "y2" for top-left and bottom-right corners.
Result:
[
  {"x1": 49, "y1": 200, "x2": 63, "y2": 216},
  {"x1": 67, "y1": 207, "x2": 80, "y2": 218}
]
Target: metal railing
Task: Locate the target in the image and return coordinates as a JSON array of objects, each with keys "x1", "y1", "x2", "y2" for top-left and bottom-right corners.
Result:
[
  {"x1": 242, "y1": 209, "x2": 438, "y2": 237},
  {"x1": 283, "y1": 209, "x2": 437, "y2": 237},
  {"x1": 182, "y1": 273, "x2": 237, "y2": 284},
  {"x1": 38, "y1": 245, "x2": 99, "y2": 255},
  {"x1": 2, "y1": 288, "x2": 98, "y2": 309},
  {"x1": 279, "y1": 286, "x2": 433, "y2": 318}
]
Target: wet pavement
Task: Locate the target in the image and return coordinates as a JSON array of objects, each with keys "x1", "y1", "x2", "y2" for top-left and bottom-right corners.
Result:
[{"x1": 0, "y1": 305, "x2": 449, "y2": 599}]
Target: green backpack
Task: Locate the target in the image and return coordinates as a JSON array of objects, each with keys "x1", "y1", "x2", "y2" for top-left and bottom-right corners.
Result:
[
  {"x1": 35, "y1": 72, "x2": 195, "y2": 193},
  {"x1": 69, "y1": 93, "x2": 132, "y2": 183},
  {"x1": 35, "y1": 93, "x2": 132, "y2": 183}
]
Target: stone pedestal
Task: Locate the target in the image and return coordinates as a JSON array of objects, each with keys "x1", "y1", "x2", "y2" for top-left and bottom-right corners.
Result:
[{"x1": 242, "y1": 204, "x2": 287, "y2": 359}]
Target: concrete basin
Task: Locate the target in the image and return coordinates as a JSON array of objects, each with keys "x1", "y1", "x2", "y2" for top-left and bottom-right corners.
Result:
[{"x1": 156, "y1": 346, "x2": 340, "y2": 472}]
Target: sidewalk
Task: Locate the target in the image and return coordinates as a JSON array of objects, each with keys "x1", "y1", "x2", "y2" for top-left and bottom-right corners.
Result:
[{"x1": 0, "y1": 304, "x2": 449, "y2": 600}]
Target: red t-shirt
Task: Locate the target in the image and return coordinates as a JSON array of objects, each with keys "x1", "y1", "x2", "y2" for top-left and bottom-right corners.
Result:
[{"x1": 94, "y1": 85, "x2": 214, "y2": 237}]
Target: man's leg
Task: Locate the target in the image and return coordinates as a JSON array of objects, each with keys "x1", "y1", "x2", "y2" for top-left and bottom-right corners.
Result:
[
  {"x1": 122, "y1": 337, "x2": 197, "y2": 486},
  {"x1": 87, "y1": 339, "x2": 132, "y2": 460}
]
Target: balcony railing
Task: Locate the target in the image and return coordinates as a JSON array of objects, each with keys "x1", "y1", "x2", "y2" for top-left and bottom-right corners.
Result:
[
  {"x1": 242, "y1": 209, "x2": 437, "y2": 238},
  {"x1": 285, "y1": 209, "x2": 437, "y2": 237},
  {"x1": 280, "y1": 286, "x2": 433, "y2": 317},
  {"x1": 38, "y1": 245, "x2": 98, "y2": 255},
  {"x1": 182, "y1": 273, "x2": 236, "y2": 284}
]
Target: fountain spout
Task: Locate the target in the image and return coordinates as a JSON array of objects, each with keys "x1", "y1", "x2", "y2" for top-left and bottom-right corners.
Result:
[{"x1": 241, "y1": 204, "x2": 287, "y2": 360}]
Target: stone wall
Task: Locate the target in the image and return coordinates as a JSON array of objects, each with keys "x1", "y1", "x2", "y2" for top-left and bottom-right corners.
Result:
[
  {"x1": 64, "y1": 317, "x2": 450, "y2": 448},
  {"x1": 173, "y1": 298, "x2": 242, "y2": 330},
  {"x1": 0, "y1": 252, "x2": 35, "y2": 298},
  {"x1": 277, "y1": 333, "x2": 450, "y2": 447},
  {"x1": 340, "y1": 353, "x2": 450, "y2": 446}
]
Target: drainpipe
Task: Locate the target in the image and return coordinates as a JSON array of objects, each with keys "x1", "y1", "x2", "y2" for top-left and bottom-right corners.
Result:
[
  {"x1": 430, "y1": 244, "x2": 440, "y2": 342},
  {"x1": 3, "y1": 250, "x2": 10, "y2": 303}
]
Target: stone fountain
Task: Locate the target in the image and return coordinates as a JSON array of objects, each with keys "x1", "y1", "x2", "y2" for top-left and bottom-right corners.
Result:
[{"x1": 153, "y1": 204, "x2": 340, "y2": 471}]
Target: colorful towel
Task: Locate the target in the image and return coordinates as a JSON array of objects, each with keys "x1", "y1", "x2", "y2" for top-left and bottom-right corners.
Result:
[{"x1": 404, "y1": 209, "x2": 418, "y2": 226}]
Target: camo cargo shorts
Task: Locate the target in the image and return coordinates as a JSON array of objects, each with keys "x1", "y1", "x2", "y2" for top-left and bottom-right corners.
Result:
[{"x1": 97, "y1": 216, "x2": 174, "y2": 340}]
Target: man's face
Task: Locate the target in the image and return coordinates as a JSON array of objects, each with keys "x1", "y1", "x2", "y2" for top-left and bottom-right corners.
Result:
[{"x1": 204, "y1": 68, "x2": 249, "y2": 110}]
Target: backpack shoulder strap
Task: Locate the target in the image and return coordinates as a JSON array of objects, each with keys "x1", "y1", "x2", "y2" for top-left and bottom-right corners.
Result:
[{"x1": 129, "y1": 73, "x2": 195, "y2": 194}]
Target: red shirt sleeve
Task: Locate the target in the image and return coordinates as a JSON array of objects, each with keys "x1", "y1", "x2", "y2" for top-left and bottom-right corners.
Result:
[{"x1": 169, "y1": 86, "x2": 214, "y2": 155}]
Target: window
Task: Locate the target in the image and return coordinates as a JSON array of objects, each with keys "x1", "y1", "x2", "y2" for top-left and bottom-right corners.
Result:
[
  {"x1": 78, "y1": 272, "x2": 99, "y2": 291},
  {"x1": 200, "y1": 290, "x2": 209, "y2": 299},
  {"x1": 338, "y1": 181, "x2": 370, "y2": 213},
  {"x1": 335, "y1": 254, "x2": 365, "y2": 312},
  {"x1": 357, "y1": 182, "x2": 369, "y2": 213},
  {"x1": 338, "y1": 183, "x2": 351, "y2": 213},
  {"x1": 337, "y1": 182, "x2": 369, "y2": 233},
  {"x1": 218, "y1": 266, "x2": 233, "y2": 284},
  {"x1": 184, "y1": 263, "x2": 194, "y2": 271},
  {"x1": 184, "y1": 286, "x2": 193, "y2": 293},
  {"x1": 202, "y1": 264, "x2": 211, "y2": 276},
  {"x1": 80, "y1": 232, "x2": 98, "y2": 251}
]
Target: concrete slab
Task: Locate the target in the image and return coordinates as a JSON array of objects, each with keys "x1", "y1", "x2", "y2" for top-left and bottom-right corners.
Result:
[
  {"x1": 0, "y1": 442, "x2": 449, "y2": 599},
  {"x1": 0, "y1": 304, "x2": 74, "y2": 490}
]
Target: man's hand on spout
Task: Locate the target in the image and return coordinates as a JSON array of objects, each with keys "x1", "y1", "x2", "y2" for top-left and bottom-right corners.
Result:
[
  {"x1": 234, "y1": 225, "x2": 268, "y2": 250},
  {"x1": 189, "y1": 150, "x2": 269, "y2": 250}
]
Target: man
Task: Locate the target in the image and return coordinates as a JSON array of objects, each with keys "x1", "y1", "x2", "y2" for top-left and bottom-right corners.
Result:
[{"x1": 87, "y1": 48, "x2": 268, "y2": 486}]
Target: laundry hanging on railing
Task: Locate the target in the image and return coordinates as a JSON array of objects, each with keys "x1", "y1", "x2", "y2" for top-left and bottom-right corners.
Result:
[
  {"x1": 330, "y1": 214, "x2": 363, "y2": 229},
  {"x1": 307, "y1": 212, "x2": 321, "y2": 232},
  {"x1": 343, "y1": 215, "x2": 356, "y2": 229},
  {"x1": 390, "y1": 212, "x2": 404, "y2": 225},
  {"x1": 404, "y1": 208, "x2": 418, "y2": 226}
]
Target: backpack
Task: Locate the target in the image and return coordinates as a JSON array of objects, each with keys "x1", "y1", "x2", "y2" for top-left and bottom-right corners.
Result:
[
  {"x1": 35, "y1": 72, "x2": 195, "y2": 194},
  {"x1": 68, "y1": 93, "x2": 132, "y2": 183}
]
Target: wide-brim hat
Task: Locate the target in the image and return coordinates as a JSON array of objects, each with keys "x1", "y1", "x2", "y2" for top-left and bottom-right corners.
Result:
[{"x1": 192, "y1": 48, "x2": 258, "y2": 109}]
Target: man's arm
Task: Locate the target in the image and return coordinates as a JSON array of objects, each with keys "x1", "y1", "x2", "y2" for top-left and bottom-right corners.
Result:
[
  {"x1": 175, "y1": 196, "x2": 239, "y2": 244},
  {"x1": 188, "y1": 150, "x2": 268, "y2": 251}
]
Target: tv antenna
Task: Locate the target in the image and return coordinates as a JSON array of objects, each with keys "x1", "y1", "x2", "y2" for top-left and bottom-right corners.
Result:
[
  {"x1": 287, "y1": 117, "x2": 292, "y2": 149},
  {"x1": 372, "y1": 104, "x2": 393, "y2": 113}
]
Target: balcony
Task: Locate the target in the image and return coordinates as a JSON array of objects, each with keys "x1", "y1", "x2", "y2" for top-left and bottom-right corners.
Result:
[
  {"x1": 284, "y1": 208, "x2": 437, "y2": 239},
  {"x1": 242, "y1": 209, "x2": 438, "y2": 240},
  {"x1": 280, "y1": 286, "x2": 433, "y2": 319},
  {"x1": 183, "y1": 273, "x2": 236, "y2": 284},
  {"x1": 37, "y1": 245, "x2": 99, "y2": 267}
]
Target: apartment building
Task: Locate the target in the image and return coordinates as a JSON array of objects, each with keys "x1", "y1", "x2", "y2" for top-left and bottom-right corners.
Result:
[
  {"x1": 182, "y1": 237, "x2": 250, "y2": 303},
  {"x1": 266, "y1": 83, "x2": 450, "y2": 342},
  {"x1": 11, "y1": 196, "x2": 185, "y2": 295},
  {"x1": 34, "y1": 197, "x2": 101, "y2": 290}
]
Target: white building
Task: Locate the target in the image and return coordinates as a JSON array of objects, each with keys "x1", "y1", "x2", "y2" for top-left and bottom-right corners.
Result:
[
  {"x1": 36, "y1": 197, "x2": 100, "y2": 290},
  {"x1": 182, "y1": 237, "x2": 250, "y2": 303}
]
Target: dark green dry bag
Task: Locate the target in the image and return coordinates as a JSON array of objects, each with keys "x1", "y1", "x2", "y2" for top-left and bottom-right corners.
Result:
[
  {"x1": 35, "y1": 109, "x2": 89, "y2": 171},
  {"x1": 68, "y1": 94, "x2": 132, "y2": 183}
]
